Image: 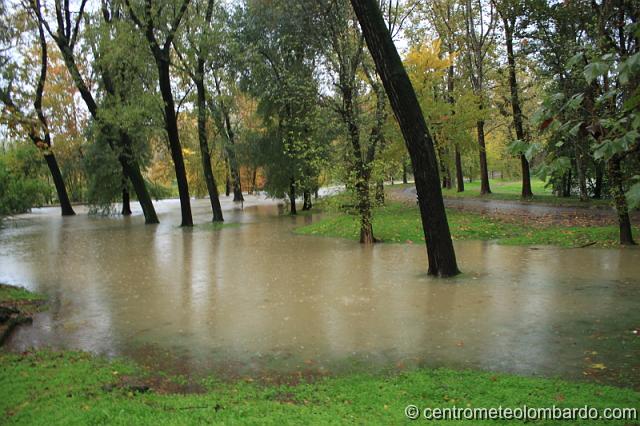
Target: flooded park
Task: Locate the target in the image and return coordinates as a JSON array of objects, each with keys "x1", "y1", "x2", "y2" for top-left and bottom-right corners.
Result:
[{"x1": 2, "y1": 196, "x2": 639, "y2": 387}]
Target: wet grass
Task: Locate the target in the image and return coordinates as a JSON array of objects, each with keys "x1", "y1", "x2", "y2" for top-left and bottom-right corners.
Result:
[
  {"x1": 295, "y1": 201, "x2": 638, "y2": 248},
  {"x1": 0, "y1": 284, "x2": 46, "y2": 303},
  {"x1": 1, "y1": 350, "x2": 638, "y2": 425},
  {"x1": 398, "y1": 179, "x2": 612, "y2": 207}
]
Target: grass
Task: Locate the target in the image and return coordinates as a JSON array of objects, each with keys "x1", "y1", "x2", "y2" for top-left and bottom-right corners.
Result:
[
  {"x1": 399, "y1": 178, "x2": 613, "y2": 207},
  {"x1": 1, "y1": 350, "x2": 638, "y2": 425},
  {"x1": 0, "y1": 284, "x2": 46, "y2": 311},
  {"x1": 295, "y1": 200, "x2": 638, "y2": 248}
]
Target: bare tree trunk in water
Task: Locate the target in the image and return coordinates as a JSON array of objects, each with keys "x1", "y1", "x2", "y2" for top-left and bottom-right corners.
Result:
[
  {"x1": 608, "y1": 155, "x2": 636, "y2": 245},
  {"x1": 43, "y1": 153, "x2": 75, "y2": 216},
  {"x1": 194, "y1": 46, "x2": 223, "y2": 221},
  {"x1": 121, "y1": 173, "x2": 132, "y2": 216},
  {"x1": 477, "y1": 120, "x2": 491, "y2": 194},
  {"x1": 350, "y1": 0, "x2": 459, "y2": 276},
  {"x1": 250, "y1": 167, "x2": 258, "y2": 194},
  {"x1": 225, "y1": 160, "x2": 231, "y2": 197},
  {"x1": 455, "y1": 148, "x2": 464, "y2": 192},
  {"x1": 302, "y1": 190, "x2": 312, "y2": 210},
  {"x1": 375, "y1": 179, "x2": 385, "y2": 204},
  {"x1": 289, "y1": 178, "x2": 297, "y2": 215}
]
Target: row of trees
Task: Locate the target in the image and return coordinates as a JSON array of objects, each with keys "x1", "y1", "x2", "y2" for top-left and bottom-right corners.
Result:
[{"x1": 1, "y1": 0, "x2": 639, "y2": 273}]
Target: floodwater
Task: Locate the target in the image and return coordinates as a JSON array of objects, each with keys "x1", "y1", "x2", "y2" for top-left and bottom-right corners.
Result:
[{"x1": 1, "y1": 195, "x2": 639, "y2": 386}]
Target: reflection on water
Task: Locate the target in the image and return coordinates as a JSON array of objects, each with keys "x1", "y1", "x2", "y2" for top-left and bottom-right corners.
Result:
[{"x1": 1, "y1": 195, "x2": 639, "y2": 385}]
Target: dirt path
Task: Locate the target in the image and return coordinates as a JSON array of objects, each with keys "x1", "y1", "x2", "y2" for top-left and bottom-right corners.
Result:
[{"x1": 389, "y1": 186, "x2": 640, "y2": 226}]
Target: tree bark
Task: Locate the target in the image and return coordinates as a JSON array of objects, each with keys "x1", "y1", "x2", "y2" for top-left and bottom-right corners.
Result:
[
  {"x1": 477, "y1": 119, "x2": 491, "y2": 195},
  {"x1": 608, "y1": 155, "x2": 636, "y2": 245},
  {"x1": 501, "y1": 15, "x2": 533, "y2": 199},
  {"x1": 195, "y1": 74, "x2": 223, "y2": 222},
  {"x1": 375, "y1": 179, "x2": 385, "y2": 204},
  {"x1": 402, "y1": 159, "x2": 408, "y2": 184},
  {"x1": 44, "y1": 153, "x2": 75, "y2": 216},
  {"x1": 157, "y1": 59, "x2": 193, "y2": 226},
  {"x1": 302, "y1": 190, "x2": 312, "y2": 210},
  {"x1": 289, "y1": 178, "x2": 297, "y2": 215},
  {"x1": 121, "y1": 186, "x2": 132, "y2": 216},
  {"x1": 350, "y1": 0, "x2": 459, "y2": 276},
  {"x1": 593, "y1": 162, "x2": 604, "y2": 199},
  {"x1": 455, "y1": 148, "x2": 464, "y2": 192}
]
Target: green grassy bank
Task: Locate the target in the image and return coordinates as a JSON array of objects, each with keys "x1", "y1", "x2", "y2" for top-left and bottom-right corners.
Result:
[
  {"x1": 1, "y1": 350, "x2": 638, "y2": 425},
  {"x1": 295, "y1": 199, "x2": 638, "y2": 248}
]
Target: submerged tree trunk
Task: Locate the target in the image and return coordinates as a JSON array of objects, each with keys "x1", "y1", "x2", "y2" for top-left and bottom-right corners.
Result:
[
  {"x1": 119, "y1": 132, "x2": 159, "y2": 224},
  {"x1": 195, "y1": 74, "x2": 223, "y2": 221},
  {"x1": 157, "y1": 59, "x2": 192, "y2": 226},
  {"x1": 44, "y1": 153, "x2": 75, "y2": 216},
  {"x1": 455, "y1": 148, "x2": 464, "y2": 192},
  {"x1": 608, "y1": 155, "x2": 636, "y2": 245},
  {"x1": 477, "y1": 120, "x2": 491, "y2": 195},
  {"x1": 121, "y1": 172, "x2": 132, "y2": 216},
  {"x1": 289, "y1": 178, "x2": 297, "y2": 215},
  {"x1": 350, "y1": 0, "x2": 459, "y2": 276}
]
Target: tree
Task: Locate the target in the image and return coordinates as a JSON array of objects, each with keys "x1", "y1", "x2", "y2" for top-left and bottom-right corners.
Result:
[
  {"x1": 125, "y1": 0, "x2": 193, "y2": 226},
  {"x1": 173, "y1": 0, "x2": 224, "y2": 221},
  {"x1": 350, "y1": 0, "x2": 460, "y2": 276},
  {"x1": 462, "y1": 0, "x2": 496, "y2": 195},
  {"x1": 0, "y1": 3, "x2": 74, "y2": 215},
  {"x1": 33, "y1": 0, "x2": 159, "y2": 224},
  {"x1": 493, "y1": 0, "x2": 532, "y2": 198}
]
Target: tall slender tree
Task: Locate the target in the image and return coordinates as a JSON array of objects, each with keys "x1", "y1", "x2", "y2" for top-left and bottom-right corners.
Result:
[
  {"x1": 350, "y1": 0, "x2": 459, "y2": 276},
  {"x1": 125, "y1": 0, "x2": 193, "y2": 226}
]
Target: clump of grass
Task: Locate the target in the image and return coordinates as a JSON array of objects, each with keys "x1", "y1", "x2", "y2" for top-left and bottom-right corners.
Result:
[{"x1": 0, "y1": 284, "x2": 46, "y2": 303}]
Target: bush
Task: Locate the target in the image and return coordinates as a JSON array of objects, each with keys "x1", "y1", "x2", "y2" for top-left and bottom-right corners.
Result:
[{"x1": 0, "y1": 145, "x2": 51, "y2": 216}]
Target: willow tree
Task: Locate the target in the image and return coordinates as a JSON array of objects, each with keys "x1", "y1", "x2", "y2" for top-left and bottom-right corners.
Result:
[
  {"x1": 350, "y1": 0, "x2": 459, "y2": 276},
  {"x1": 32, "y1": 0, "x2": 159, "y2": 224}
]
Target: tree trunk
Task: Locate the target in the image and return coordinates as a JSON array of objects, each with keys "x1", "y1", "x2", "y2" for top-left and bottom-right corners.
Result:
[
  {"x1": 564, "y1": 169, "x2": 572, "y2": 197},
  {"x1": 608, "y1": 155, "x2": 636, "y2": 245},
  {"x1": 302, "y1": 190, "x2": 312, "y2": 210},
  {"x1": 119, "y1": 133, "x2": 159, "y2": 224},
  {"x1": 43, "y1": 153, "x2": 75, "y2": 216},
  {"x1": 402, "y1": 160, "x2": 408, "y2": 184},
  {"x1": 594, "y1": 162, "x2": 604, "y2": 199},
  {"x1": 375, "y1": 179, "x2": 385, "y2": 204},
  {"x1": 350, "y1": 0, "x2": 459, "y2": 276},
  {"x1": 225, "y1": 160, "x2": 231, "y2": 196},
  {"x1": 477, "y1": 119, "x2": 491, "y2": 195},
  {"x1": 575, "y1": 142, "x2": 589, "y2": 201},
  {"x1": 121, "y1": 187, "x2": 132, "y2": 216},
  {"x1": 250, "y1": 167, "x2": 258, "y2": 194},
  {"x1": 214, "y1": 78, "x2": 244, "y2": 202},
  {"x1": 195, "y1": 74, "x2": 224, "y2": 222},
  {"x1": 503, "y1": 20, "x2": 533, "y2": 199},
  {"x1": 121, "y1": 169, "x2": 132, "y2": 216},
  {"x1": 289, "y1": 178, "x2": 297, "y2": 215},
  {"x1": 455, "y1": 148, "x2": 464, "y2": 192},
  {"x1": 157, "y1": 59, "x2": 192, "y2": 226}
]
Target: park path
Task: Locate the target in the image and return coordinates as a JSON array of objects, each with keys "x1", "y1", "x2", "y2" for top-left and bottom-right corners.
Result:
[{"x1": 389, "y1": 186, "x2": 640, "y2": 226}]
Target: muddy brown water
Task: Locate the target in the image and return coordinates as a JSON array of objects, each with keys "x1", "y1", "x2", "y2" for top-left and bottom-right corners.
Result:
[{"x1": 1, "y1": 195, "x2": 639, "y2": 386}]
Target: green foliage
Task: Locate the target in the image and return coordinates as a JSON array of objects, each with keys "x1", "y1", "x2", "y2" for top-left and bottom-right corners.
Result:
[{"x1": 0, "y1": 144, "x2": 51, "y2": 215}]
